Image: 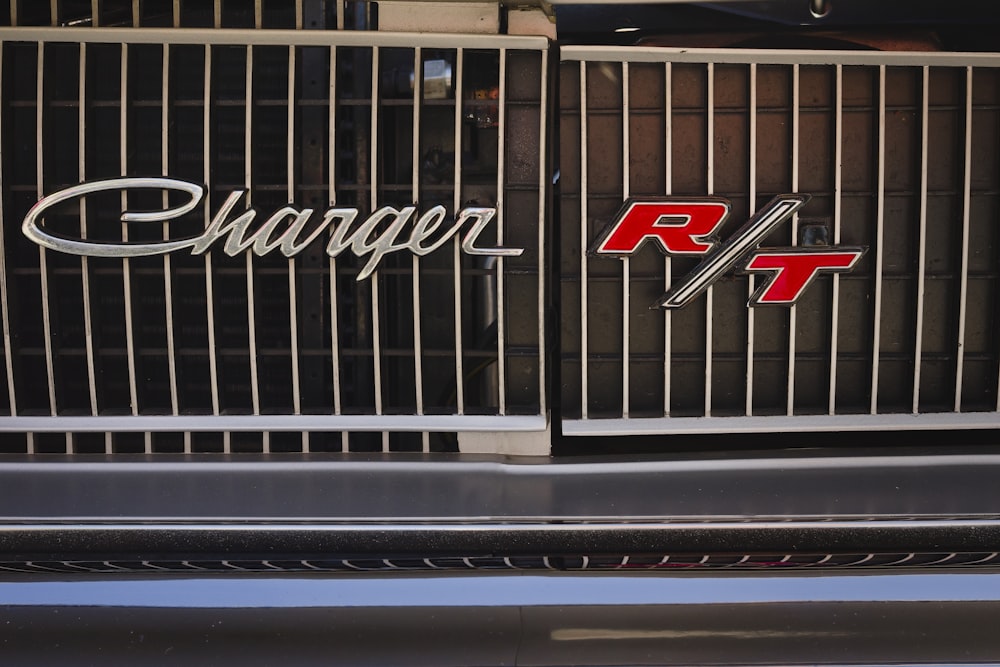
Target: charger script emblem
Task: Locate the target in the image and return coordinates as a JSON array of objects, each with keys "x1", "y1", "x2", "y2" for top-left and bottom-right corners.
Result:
[{"x1": 590, "y1": 194, "x2": 865, "y2": 308}]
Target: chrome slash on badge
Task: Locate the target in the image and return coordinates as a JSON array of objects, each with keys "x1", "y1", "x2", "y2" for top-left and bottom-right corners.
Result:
[
  {"x1": 22, "y1": 177, "x2": 522, "y2": 281},
  {"x1": 590, "y1": 194, "x2": 865, "y2": 309}
]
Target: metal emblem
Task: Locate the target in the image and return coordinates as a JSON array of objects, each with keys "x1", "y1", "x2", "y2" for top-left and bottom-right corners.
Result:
[
  {"x1": 590, "y1": 194, "x2": 865, "y2": 308},
  {"x1": 22, "y1": 177, "x2": 523, "y2": 280}
]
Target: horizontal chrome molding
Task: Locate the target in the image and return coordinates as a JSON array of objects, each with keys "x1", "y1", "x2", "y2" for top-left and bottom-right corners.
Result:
[
  {"x1": 564, "y1": 413, "x2": 1000, "y2": 436},
  {"x1": 3, "y1": 519, "x2": 1000, "y2": 561},
  {"x1": 2, "y1": 452, "x2": 1000, "y2": 521},
  {"x1": 0, "y1": 26, "x2": 549, "y2": 49},
  {"x1": 0, "y1": 414, "x2": 548, "y2": 433},
  {"x1": 561, "y1": 45, "x2": 1000, "y2": 67}
]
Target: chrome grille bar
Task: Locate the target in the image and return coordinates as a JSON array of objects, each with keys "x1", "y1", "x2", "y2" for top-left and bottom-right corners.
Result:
[
  {"x1": 0, "y1": 44, "x2": 15, "y2": 421},
  {"x1": 579, "y1": 60, "x2": 588, "y2": 420},
  {"x1": 745, "y1": 62, "x2": 756, "y2": 416},
  {"x1": 412, "y1": 46, "x2": 427, "y2": 451},
  {"x1": 370, "y1": 45, "x2": 387, "y2": 451},
  {"x1": 162, "y1": 43, "x2": 179, "y2": 422},
  {"x1": 787, "y1": 64, "x2": 799, "y2": 417},
  {"x1": 287, "y1": 43, "x2": 305, "y2": 451},
  {"x1": 828, "y1": 63, "x2": 843, "y2": 416},
  {"x1": 622, "y1": 61, "x2": 630, "y2": 419},
  {"x1": 663, "y1": 61, "x2": 672, "y2": 416},
  {"x1": 120, "y1": 43, "x2": 141, "y2": 430},
  {"x1": 203, "y1": 39, "x2": 220, "y2": 454},
  {"x1": 870, "y1": 64, "x2": 886, "y2": 415},
  {"x1": 496, "y1": 47, "x2": 508, "y2": 416},
  {"x1": 328, "y1": 45, "x2": 347, "y2": 450},
  {"x1": 245, "y1": 42, "x2": 264, "y2": 452},
  {"x1": 453, "y1": 48, "x2": 465, "y2": 417},
  {"x1": 913, "y1": 66, "x2": 929, "y2": 414},
  {"x1": 704, "y1": 61, "x2": 714, "y2": 417},
  {"x1": 955, "y1": 66, "x2": 973, "y2": 412},
  {"x1": 537, "y1": 47, "x2": 549, "y2": 417},
  {"x1": 35, "y1": 41, "x2": 56, "y2": 454},
  {"x1": 78, "y1": 44, "x2": 99, "y2": 427}
]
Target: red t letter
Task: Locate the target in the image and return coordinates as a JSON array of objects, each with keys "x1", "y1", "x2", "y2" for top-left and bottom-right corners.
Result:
[{"x1": 744, "y1": 250, "x2": 864, "y2": 305}]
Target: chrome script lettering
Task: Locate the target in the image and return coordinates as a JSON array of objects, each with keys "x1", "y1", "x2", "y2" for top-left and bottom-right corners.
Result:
[{"x1": 23, "y1": 177, "x2": 523, "y2": 278}]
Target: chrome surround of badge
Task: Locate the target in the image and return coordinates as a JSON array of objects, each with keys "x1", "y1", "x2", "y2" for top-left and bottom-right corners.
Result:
[
  {"x1": 590, "y1": 194, "x2": 866, "y2": 309},
  {"x1": 22, "y1": 177, "x2": 523, "y2": 281}
]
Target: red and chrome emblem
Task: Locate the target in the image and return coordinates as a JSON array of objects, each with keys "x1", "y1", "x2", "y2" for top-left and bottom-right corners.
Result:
[{"x1": 590, "y1": 194, "x2": 865, "y2": 309}]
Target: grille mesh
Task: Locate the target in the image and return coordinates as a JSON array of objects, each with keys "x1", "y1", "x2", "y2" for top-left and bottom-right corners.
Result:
[{"x1": 560, "y1": 48, "x2": 1000, "y2": 433}]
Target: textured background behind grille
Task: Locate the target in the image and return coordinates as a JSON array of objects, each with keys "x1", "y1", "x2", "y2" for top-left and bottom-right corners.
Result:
[{"x1": 560, "y1": 50, "x2": 1000, "y2": 428}]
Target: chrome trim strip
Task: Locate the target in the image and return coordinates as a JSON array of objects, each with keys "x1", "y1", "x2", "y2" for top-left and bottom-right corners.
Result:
[
  {"x1": 78, "y1": 44, "x2": 99, "y2": 427},
  {"x1": 0, "y1": 27, "x2": 549, "y2": 50},
  {"x1": 0, "y1": 414, "x2": 548, "y2": 433},
  {"x1": 287, "y1": 44, "x2": 304, "y2": 450},
  {"x1": 120, "y1": 43, "x2": 141, "y2": 431},
  {"x1": 564, "y1": 412, "x2": 1000, "y2": 435},
  {"x1": 162, "y1": 43, "x2": 180, "y2": 422},
  {"x1": 538, "y1": 47, "x2": 548, "y2": 417},
  {"x1": 202, "y1": 42, "x2": 220, "y2": 454},
  {"x1": 562, "y1": 46, "x2": 1000, "y2": 67},
  {"x1": 245, "y1": 43, "x2": 264, "y2": 451}
]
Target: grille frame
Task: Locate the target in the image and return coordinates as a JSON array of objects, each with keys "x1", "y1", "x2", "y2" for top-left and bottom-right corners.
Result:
[
  {"x1": 560, "y1": 45, "x2": 1000, "y2": 436},
  {"x1": 0, "y1": 26, "x2": 550, "y2": 453}
]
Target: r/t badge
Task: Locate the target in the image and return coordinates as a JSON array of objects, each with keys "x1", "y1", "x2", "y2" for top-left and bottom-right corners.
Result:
[{"x1": 589, "y1": 194, "x2": 865, "y2": 309}]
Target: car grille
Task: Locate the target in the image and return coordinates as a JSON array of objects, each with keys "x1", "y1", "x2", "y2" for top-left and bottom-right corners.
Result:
[
  {"x1": 0, "y1": 4, "x2": 548, "y2": 453},
  {"x1": 560, "y1": 46, "x2": 1000, "y2": 436}
]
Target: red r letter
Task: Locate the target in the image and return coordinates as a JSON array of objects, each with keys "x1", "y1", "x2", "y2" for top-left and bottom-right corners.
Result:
[
  {"x1": 743, "y1": 249, "x2": 864, "y2": 306},
  {"x1": 592, "y1": 200, "x2": 730, "y2": 256}
]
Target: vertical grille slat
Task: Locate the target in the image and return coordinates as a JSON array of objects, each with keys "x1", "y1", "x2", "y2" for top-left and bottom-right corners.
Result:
[
  {"x1": 955, "y1": 65, "x2": 974, "y2": 412},
  {"x1": 621, "y1": 61, "x2": 630, "y2": 419},
  {"x1": 0, "y1": 28, "x2": 547, "y2": 451},
  {"x1": 562, "y1": 47, "x2": 1000, "y2": 436}
]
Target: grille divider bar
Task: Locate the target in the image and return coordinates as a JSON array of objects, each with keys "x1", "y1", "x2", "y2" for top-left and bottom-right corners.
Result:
[
  {"x1": 622, "y1": 62, "x2": 630, "y2": 419},
  {"x1": 287, "y1": 44, "x2": 305, "y2": 451},
  {"x1": 412, "y1": 47, "x2": 428, "y2": 451},
  {"x1": 829, "y1": 64, "x2": 843, "y2": 415},
  {"x1": 0, "y1": 44, "x2": 16, "y2": 422},
  {"x1": 579, "y1": 60, "x2": 588, "y2": 419},
  {"x1": 913, "y1": 65, "x2": 930, "y2": 413},
  {"x1": 370, "y1": 45, "x2": 388, "y2": 451},
  {"x1": 497, "y1": 47, "x2": 508, "y2": 416},
  {"x1": 328, "y1": 45, "x2": 347, "y2": 450},
  {"x1": 453, "y1": 48, "x2": 465, "y2": 416},
  {"x1": 704, "y1": 62, "x2": 714, "y2": 417},
  {"x1": 746, "y1": 62, "x2": 756, "y2": 416},
  {"x1": 955, "y1": 66, "x2": 973, "y2": 412},
  {"x1": 787, "y1": 63, "x2": 799, "y2": 416},
  {"x1": 663, "y1": 61, "x2": 672, "y2": 416},
  {"x1": 870, "y1": 64, "x2": 886, "y2": 415}
]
